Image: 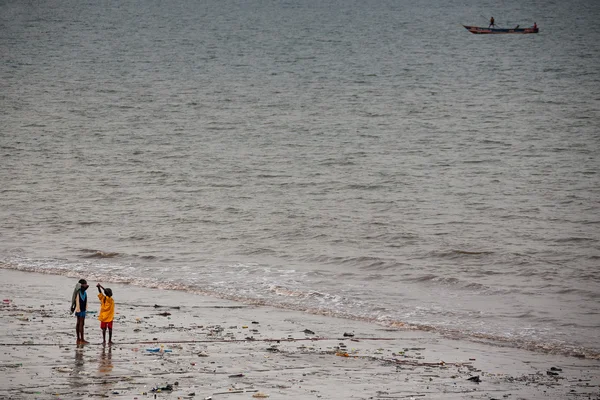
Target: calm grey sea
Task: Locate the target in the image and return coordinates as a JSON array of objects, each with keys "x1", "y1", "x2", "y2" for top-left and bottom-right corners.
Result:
[{"x1": 1, "y1": 0, "x2": 599, "y2": 358}]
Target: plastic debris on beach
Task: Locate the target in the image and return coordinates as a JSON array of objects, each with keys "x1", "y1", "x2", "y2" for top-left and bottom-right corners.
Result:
[
  {"x1": 151, "y1": 383, "x2": 174, "y2": 392},
  {"x1": 146, "y1": 347, "x2": 172, "y2": 353},
  {"x1": 53, "y1": 367, "x2": 73, "y2": 373}
]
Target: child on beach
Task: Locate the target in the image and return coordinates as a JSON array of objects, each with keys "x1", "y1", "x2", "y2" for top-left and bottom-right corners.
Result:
[
  {"x1": 70, "y1": 279, "x2": 90, "y2": 344},
  {"x1": 96, "y1": 283, "x2": 115, "y2": 345}
]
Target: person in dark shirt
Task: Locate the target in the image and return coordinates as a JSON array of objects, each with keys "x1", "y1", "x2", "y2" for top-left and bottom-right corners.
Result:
[
  {"x1": 71, "y1": 279, "x2": 90, "y2": 344},
  {"x1": 489, "y1": 17, "x2": 496, "y2": 28}
]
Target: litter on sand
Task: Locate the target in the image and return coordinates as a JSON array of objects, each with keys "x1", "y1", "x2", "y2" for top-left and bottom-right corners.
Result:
[{"x1": 146, "y1": 348, "x2": 172, "y2": 353}]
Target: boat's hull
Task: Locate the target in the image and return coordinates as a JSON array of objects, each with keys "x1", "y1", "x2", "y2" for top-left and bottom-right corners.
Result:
[{"x1": 463, "y1": 25, "x2": 538, "y2": 34}]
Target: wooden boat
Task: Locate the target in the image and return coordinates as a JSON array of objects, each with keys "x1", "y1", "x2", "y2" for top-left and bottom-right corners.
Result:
[{"x1": 463, "y1": 25, "x2": 538, "y2": 34}]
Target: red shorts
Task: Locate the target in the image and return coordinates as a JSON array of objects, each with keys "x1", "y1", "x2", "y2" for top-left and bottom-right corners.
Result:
[{"x1": 100, "y1": 321, "x2": 113, "y2": 329}]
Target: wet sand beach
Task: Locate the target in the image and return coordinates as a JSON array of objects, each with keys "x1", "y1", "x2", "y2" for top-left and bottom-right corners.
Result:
[{"x1": 1, "y1": 269, "x2": 599, "y2": 399}]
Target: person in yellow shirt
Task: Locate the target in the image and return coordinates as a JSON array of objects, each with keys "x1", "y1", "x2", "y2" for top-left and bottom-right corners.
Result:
[{"x1": 96, "y1": 283, "x2": 115, "y2": 345}]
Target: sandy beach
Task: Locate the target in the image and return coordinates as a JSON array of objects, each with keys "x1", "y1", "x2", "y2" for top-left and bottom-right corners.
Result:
[{"x1": 1, "y1": 269, "x2": 598, "y2": 400}]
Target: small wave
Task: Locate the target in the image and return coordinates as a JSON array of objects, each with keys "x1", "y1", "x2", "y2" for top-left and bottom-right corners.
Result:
[
  {"x1": 208, "y1": 183, "x2": 243, "y2": 188},
  {"x1": 300, "y1": 254, "x2": 392, "y2": 270},
  {"x1": 79, "y1": 249, "x2": 119, "y2": 259},
  {"x1": 240, "y1": 247, "x2": 277, "y2": 256},
  {"x1": 333, "y1": 256, "x2": 404, "y2": 272},
  {"x1": 480, "y1": 139, "x2": 511, "y2": 146},
  {"x1": 427, "y1": 249, "x2": 495, "y2": 260},
  {"x1": 345, "y1": 183, "x2": 386, "y2": 190},
  {"x1": 108, "y1": 104, "x2": 136, "y2": 109},
  {"x1": 406, "y1": 273, "x2": 491, "y2": 292},
  {"x1": 0, "y1": 189, "x2": 27, "y2": 193},
  {"x1": 128, "y1": 235, "x2": 148, "y2": 241},
  {"x1": 96, "y1": 89, "x2": 120, "y2": 94},
  {"x1": 144, "y1": 170, "x2": 168, "y2": 177},
  {"x1": 453, "y1": 250, "x2": 494, "y2": 255},
  {"x1": 464, "y1": 282, "x2": 487, "y2": 290},
  {"x1": 362, "y1": 273, "x2": 390, "y2": 281},
  {"x1": 409, "y1": 273, "x2": 437, "y2": 282},
  {"x1": 555, "y1": 287, "x2": 600, "y2": 299},
  {"x1": 462, "y1": 160, "x2": 487, "y2": 164},
  {"x1": 22, "y1": 123, "x2": 47, "y2": 128},
  {"x1": 256, "y1": 174, "x2": 292, "y2": 179},
  {"x1": 555, "y1": 287, "x2": 580, "y2": 294},
  {"x1": 362, "y1": 112, "x2": 390, "y2": 118},
  {"x1": 205, "y1": 125, "x2": 237, "y2": 131},
  {"x1": 554, "y1": 237, "x2": 596, "y2": 243},
  {"x1": 77, "y1": 221, "x2": 100, "y2": 226},
  {"x1": 319, "y1": 158, "x2": 356, "y2": 166},
  {"x1": 267, "y1": 285, "x2": 341, "y2": 303}
]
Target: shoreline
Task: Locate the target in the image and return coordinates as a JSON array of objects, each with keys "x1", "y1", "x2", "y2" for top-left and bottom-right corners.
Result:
[
  {"x1": 3, "y1": 263, "x2": 597, "y2": 361},
  {"x1": 1, "y1": 269, "x2": 599, "y2": 399}
]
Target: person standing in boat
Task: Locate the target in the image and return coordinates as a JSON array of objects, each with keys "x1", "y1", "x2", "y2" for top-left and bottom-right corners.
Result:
[
  {"x1": 533, "y1": 22, "x2": 537, "y2": 30},
  {"x1": 489, "y1": 17, "x2": 496, "y2": 28}
]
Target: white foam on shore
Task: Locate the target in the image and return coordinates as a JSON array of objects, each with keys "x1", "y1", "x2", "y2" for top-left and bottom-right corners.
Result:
[
  {"x1": 1, "y1": 268, "x2": 600, "y2": 400},
  {"x1": 2, "y1": 260, "x2": 599, "y2": 360}
]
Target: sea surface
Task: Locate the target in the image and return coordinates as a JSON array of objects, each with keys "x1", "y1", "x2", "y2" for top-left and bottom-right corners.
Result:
[{"x1": 1, "y1": 0, "x2": 599, "y2": 359}]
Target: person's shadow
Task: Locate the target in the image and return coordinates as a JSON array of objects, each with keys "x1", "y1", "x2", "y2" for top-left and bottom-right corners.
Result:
[{"x1": 98, "y1": 345, "x2": 113, "y2": 374}]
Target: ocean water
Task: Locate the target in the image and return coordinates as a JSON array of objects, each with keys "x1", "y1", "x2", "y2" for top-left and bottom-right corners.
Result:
[{"x1": 1, "y1": 0, "x2": 599, "y2": 359}]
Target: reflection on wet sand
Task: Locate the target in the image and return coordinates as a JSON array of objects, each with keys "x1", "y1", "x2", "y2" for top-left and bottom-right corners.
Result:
[
  {"x1": 69, "y1": 344, "x2": 86, "y2": 388},
  {"x1": 99, "y1": 345, "x2": 113, "y2": 374}
]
